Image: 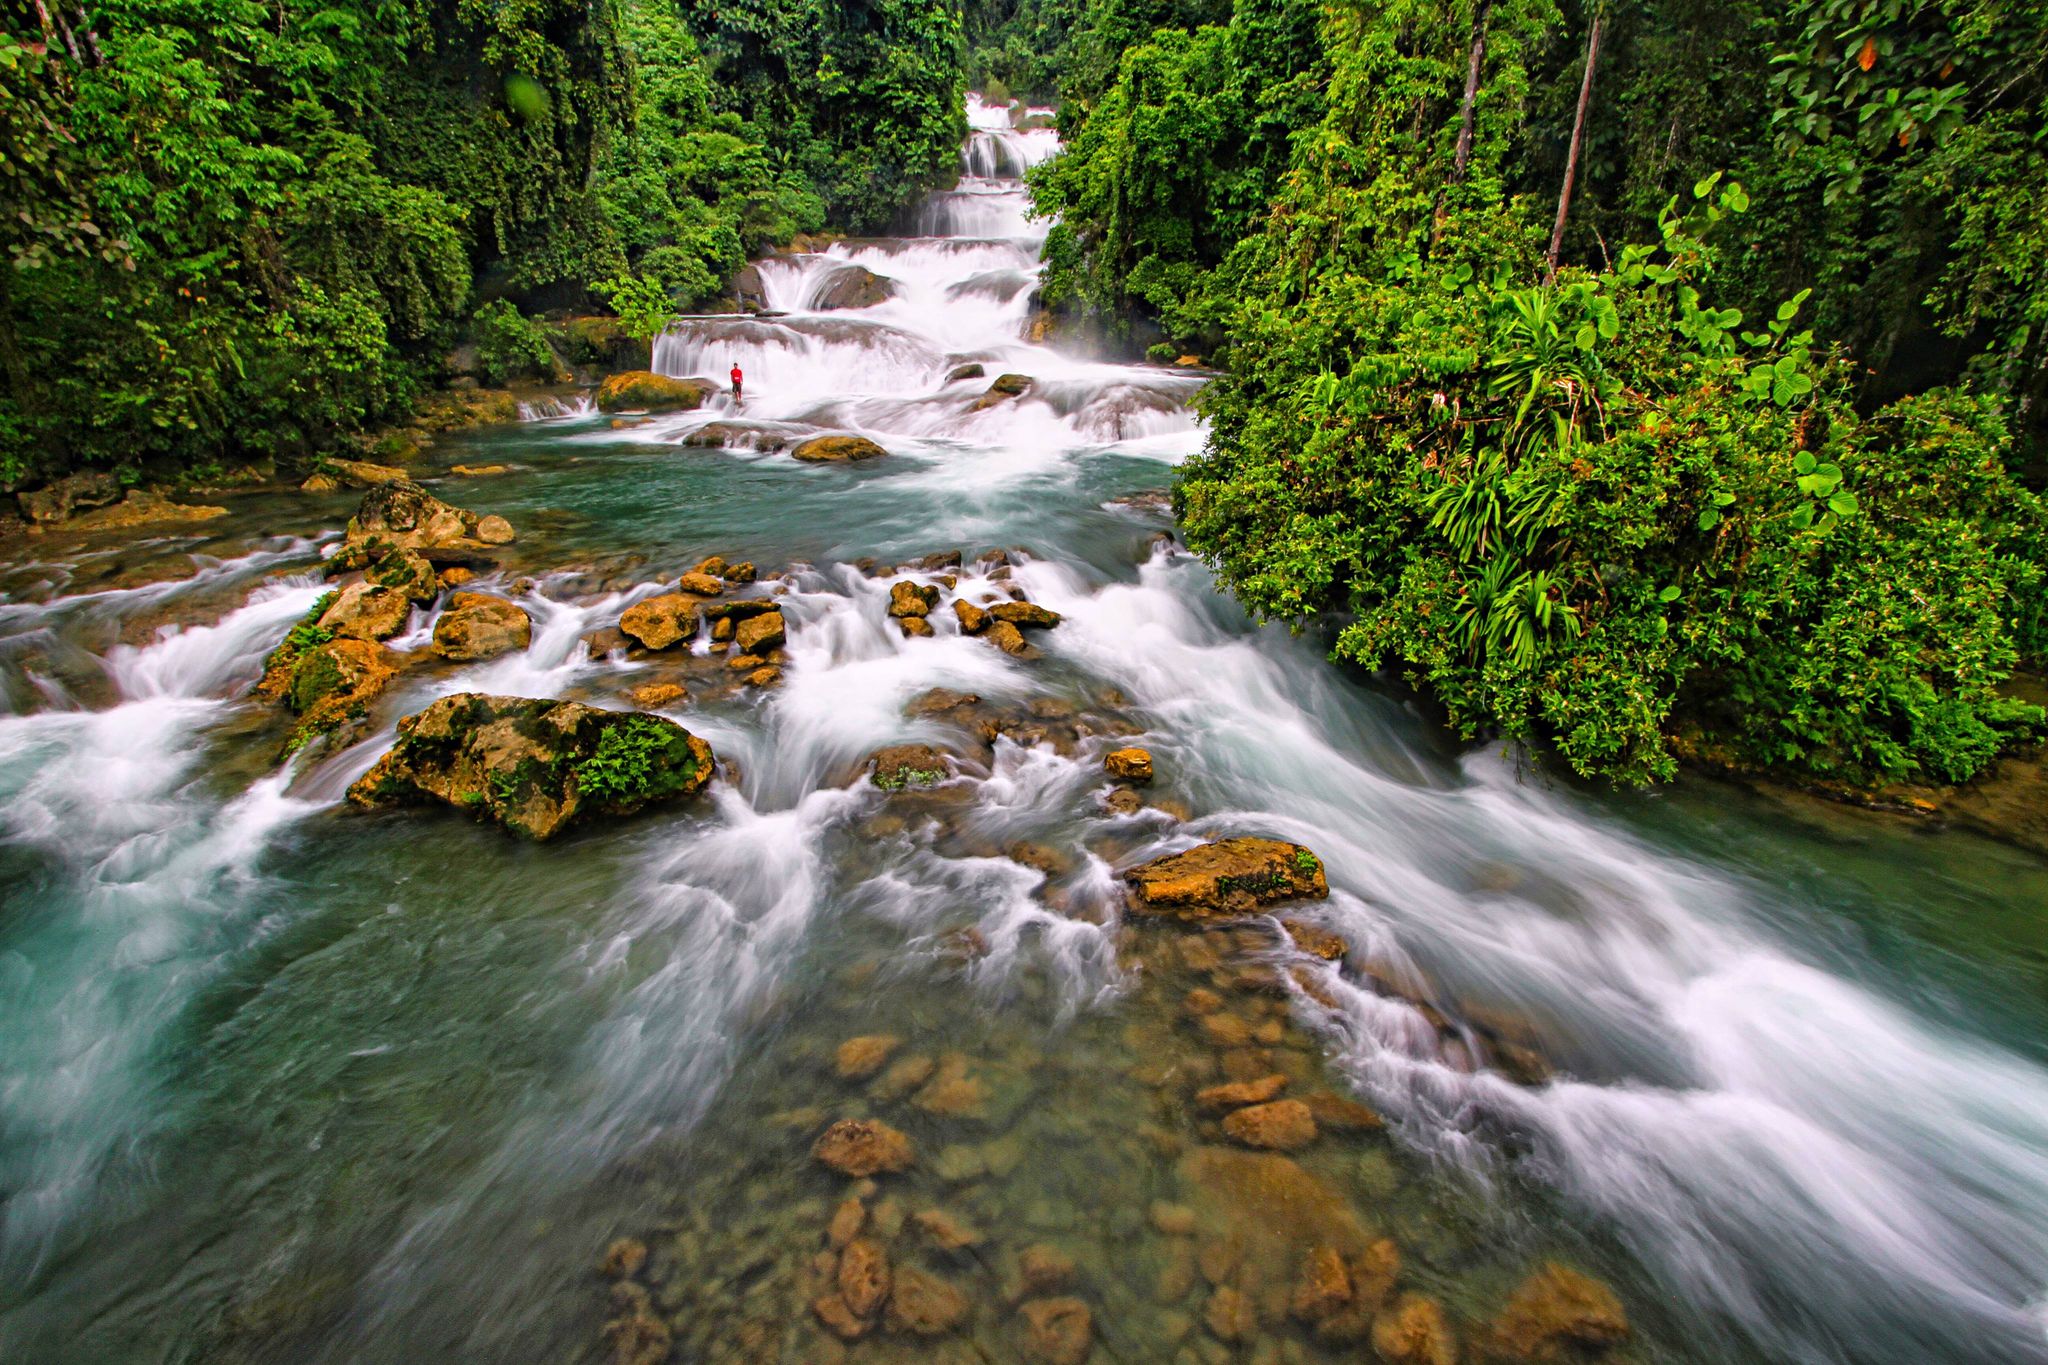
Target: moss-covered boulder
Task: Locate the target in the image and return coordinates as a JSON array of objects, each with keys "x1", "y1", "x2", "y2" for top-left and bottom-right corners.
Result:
[
  {"x1": 283, "y1": 638, "x2": 397, "y2": 756},
  {"x1": 431, "y1": 592, "x2": 532, "y2": 661},
  {"x1": 868, "y1": 744, "x2": 953, "y2": 790},
  {"x1": 1123, "y1": 837, "x2": 1328, "y2": 922},
  {"x1": 348, "y1": 694, "x2": 715, "y2": 840},
  {"x1": 330, "y1": 481, "x2": 513, "y2": 566},
  {"x1": 316, "y1": 581, "x2": 412, "y2": 642},
  {"x1": 791, "y1": 434, "x2": 888, "y2": 463},
  {"x1": 596, "y1": 371, "x2": 714, "y2": 413}
]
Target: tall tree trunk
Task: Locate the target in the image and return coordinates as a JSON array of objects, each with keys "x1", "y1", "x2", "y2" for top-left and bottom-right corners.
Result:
[
  {"x1": 1431, "y1": 0, "x2": 1493, "y2": 248},
  {"x1": 1450, "y1": 0, "x2": 1493, "y2": 184},
  {"x1": 1545, "y1": 10, "x2": 1604, "y2": 284}
]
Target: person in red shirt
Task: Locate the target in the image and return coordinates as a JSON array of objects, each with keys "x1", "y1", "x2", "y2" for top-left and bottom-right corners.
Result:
[{"x1": 730, "y1": 362, "x2": 744, "y2": 402}]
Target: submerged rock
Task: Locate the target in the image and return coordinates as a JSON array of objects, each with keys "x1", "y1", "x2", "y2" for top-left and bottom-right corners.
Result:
[
  {"x1": 836, "y1": 1035, "x2": 902, "y2": 1080},
  {"x1": 431, "y1": 592, "x2": 532, "y2": 661},
  {"x1": 596, "y1": 371, "x2": 713, "y2": 413},
  {"x1": 347, "y1": 694, "x2": 714, "y2": 840},
  {"x1": 838, "y1": 1238, "x2": 891, "y2": 1319},
  {"x1": 678, "y1": 421, "x2": 793, "y2": 452},
  {"x1": 792, "y1": 434, "x2": 889, "y2": 463},
  {"x1": 1374, "y1": 1293, "x2": 1457, "y2": 1365},
  {"x1": 1222, "y1": 1098, "x2": 1318, "y2": 1151},
  {"x1": 1017, "y1": 1296, "x2": 1093, "y2": 1365},
  {"x1": 869, "y1": 744, "x2": 952, "y2": 790},
  {"x1": 1123, "y1": 837, "x2": 1328, "y2": 922},
  {"x1": 1480, "y1": 1262, "x2": 1629, "y2": 1361},
  {"x1": 813, "y1": 1118, "x2": 916, "y2": 1177},
  {"x1": 886, "y1": 1265, "x2": 969, "y2": 1335}
]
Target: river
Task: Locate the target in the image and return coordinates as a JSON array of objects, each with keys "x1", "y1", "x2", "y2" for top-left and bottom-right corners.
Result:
[{"x1": 2, "y1": 96, "x2": 2046, "y2": 1365}]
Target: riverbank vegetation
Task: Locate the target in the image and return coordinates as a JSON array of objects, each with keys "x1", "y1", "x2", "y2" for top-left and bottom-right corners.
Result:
[
  {"x1": 0, "y1": 0, "x2": 963, "y2": 482},
  {"x1": 1014, "y1": 0, "x2": 2048, "y2": 789}
]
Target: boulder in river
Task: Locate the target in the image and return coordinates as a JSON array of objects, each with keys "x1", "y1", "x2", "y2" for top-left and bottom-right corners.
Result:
[
  {"x1": 812, "y1": 264, "x2": 897, "y2": 310},
  {"x1": 1105, "y1": 747, "x2": 1153, "y2": 782},
  {"x1": 316, "y1": 581, "x2": 411, "y2": 642},
  {"x1": 971, "y1": 372, "x2": 1034, "y2": 410},
  {"x1": 869, "y1": 744, "x2": 952, "y2": 790},
  {"x1": 283, "y1": 637, "x2": 396, "y2": 756},
  {"x1": 946, "y1": 362, "x2": 986, "y2": 383},
  {"x1": 812, "y1": 1118, "x2": 916, "y2": 1177},
  {"x1": 596, "y1": 371, "x2": 713, "y2": 413},
  {"x1": 989, "y1": 600, "x2": 1061, "y2": 629},
  {"x1": 792, "y1": 434, "x2": 888, "y2": 463},
  {"x1": 618, "y1": 593, "x2": 701, "y2": 651},
  {"x1": 348, "y1": 694, "x2": 714, "y2": 840},
  {"x1": 985, "y1": 620, "x2": 1038, "y2": 658},
  {"x1": 336, "y1": 480, "x2": 511, "y2": 565},
  {"x1": 733, "y1": 608, "x2": 786, "y2": 654},
  {"x1": 678, "y1": 421, "x2": 793, "y2": 452},
  {"x1": 953, "y1": 599, "x2": 990, "y2": 634},
  {"x1": 675, "y1": 571, "x2": 724, "y2": 597},
  {"x1": 1123, "y1": 837, "x2": 1328, "y2": 921},
  {"x1": 888, "y1": 581, "x2": 939, "y2": 618},
  {"x1": 430, "y1": 592, "x2": 532, "y2": 661}
]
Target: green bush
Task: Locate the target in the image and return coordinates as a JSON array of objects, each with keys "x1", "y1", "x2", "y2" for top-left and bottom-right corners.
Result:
[{"x1": 472, "y1": 301, "x2": 557, "y2": 386}]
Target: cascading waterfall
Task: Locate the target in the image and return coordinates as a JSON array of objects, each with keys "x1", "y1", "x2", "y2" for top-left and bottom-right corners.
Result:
[{"x1": 1, "y1": 94, "x2": 2046, "y2": 1365}]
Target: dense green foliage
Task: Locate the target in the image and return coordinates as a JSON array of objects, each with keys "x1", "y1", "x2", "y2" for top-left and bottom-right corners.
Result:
[
  {"x1": 1023, "y1": 0, "x2": 2048, "y2": 787},
  {"x1": 0, "y1": 0, "x2": 963, "y2": 482}
]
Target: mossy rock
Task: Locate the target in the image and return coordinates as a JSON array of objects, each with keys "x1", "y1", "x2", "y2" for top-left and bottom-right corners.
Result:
[{"x1": 596, "y1": 371, "x2": 714, "y2": 413}]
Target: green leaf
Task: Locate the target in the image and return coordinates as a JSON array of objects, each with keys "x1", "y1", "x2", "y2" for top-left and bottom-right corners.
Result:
[
  {"x1": 1698, "y1": 508, "x2": 1722, "y2": 531},
  {"x1": 1794, "y1": 451, "x2": 1817, "y2": 475},
  {"x1": 1827, "y1": 492, "x2": 1859, "y2": 517},
  {"x1": 1658, "y1": 584, "x2": 1682, "y2": 603},
  {"x1": 1789, "y1": 503, "x2": 1815, "y2": 530}
]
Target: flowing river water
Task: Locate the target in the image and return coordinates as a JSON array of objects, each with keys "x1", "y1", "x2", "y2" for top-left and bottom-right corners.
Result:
[{"x1": 4, "y1": 97, "x2": 2048, "y2": 1365}]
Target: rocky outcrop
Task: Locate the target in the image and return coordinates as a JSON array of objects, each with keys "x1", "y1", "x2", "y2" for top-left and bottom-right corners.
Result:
[
  {"x1": 322, "y1": 457, "x2": 409, "y2": 487},
  {"x1": 284, "y1": 638, "x2": 397, "y2": 756},
  {"x1": 18, "y1": 469, "x2": 121, "y2": 523},
  {"x1": 792, "y1": 434, "x2": 888, "y2": 463},
  {"x1": 1123, "y1": 837, "x2": 1328, "y2": 921},
  {"x1": 596, "y1": 371, "x2": 714, "y2": 413},
  {"x1": 679, "y1": 421, "x2": 793, "y2": 452},
  {"x1": 41, "y1": 489, "x2": 227, "y2": 532},
  {"x1": 334, "y1": 480, "x2": 513, "y2": 565},
  {"x1": 812, "y1": 264, "x2": 897, "y2": 310},
  {"x1": 946, "y1": 362, "x2": 985, "y2": 383},
  {"x1": 348, "y1": 694, "x2": 714, "y2": 840},
  {"x1": 618, "y1": 594, "x2": 701, "y2": 651},
  {"x1": 316, "y1": 581, "x2": 411, "y2": 642},
  {"x1": 953, "y1": 599, "x2": 990, "y2": 634},
  {"x1": 431, "y1": 592, "x2": 532, "y2": 661},
  {"x1": 989, "y1": 600, "x2": 1061, "y2": 629},
  {"x1": 986, "y1": 620, "x2": 1036, "y2": 657},
  {"x1": 729, "y1": 264, "x2": 767, "y2": 311},
  {"x1": 734, "y1": 609, "x2": 786, "y2": 654},
  {"x1": 970, "y1": 372, "x2": 1033, "y2": 411}
]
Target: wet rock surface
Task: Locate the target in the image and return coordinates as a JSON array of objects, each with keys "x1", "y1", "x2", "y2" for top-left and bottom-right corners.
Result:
[
  {"x1": 349, "y1": 693, "x2": 714, "y2": 839},
  {"x1": 597, "y1": 371, "x2": 715, "y2": 413},
  {"x1": 792, "y1": 434, "x2": 889, "y2": 463},
  {"x1": 1124, "y1": 837, "x2": 1329, "y2": 921},
  {"x1": 430, "y1": 592, "x2": 532, "y2": 661}
]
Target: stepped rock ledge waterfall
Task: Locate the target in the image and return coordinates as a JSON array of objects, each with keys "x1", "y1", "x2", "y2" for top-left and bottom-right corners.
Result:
[{"x1": 4, "y1": 96, "x2": 2048, "y2": 1365}]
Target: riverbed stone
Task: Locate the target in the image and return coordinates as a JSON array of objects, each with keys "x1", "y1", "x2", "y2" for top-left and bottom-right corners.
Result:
[
  {"x1": 889, "y1": 581, "x2": 939, "y2": 618},
  {"x1": 734, "y1": 608, "x2": 786, "y2": 653},
  {"x1": 596, "y1": 371, "x2": 713, "y2": 413},
  {"x1": 285, "y1": 638, "x2": 397, "y2": 755},
  {"x1": 340, "y1": 480, "x2": 509, "y2": 561},
  {"x1": 1480, "y1": 1262, "x2": 1629, "y2": 1361},
  {"x1": 869, "y1": 744, "x2": 952, "y2": 790},
  {"x1": 838, "y1": 1237, "x2": 891, "y2": 1319},
  {"x1": 347, "y1": 693, "x2": 713, "y2": 839},
  {"x1": 1106, "y1": 747, "x2": 1154, "y2": 782},
  {"x1": 792, "y1": 434, "x2": 888, "y2": 462},
  {"x1": 886, "y1": 1266, "x2": 970, "y2": 1335},
  {"x1": 627, "y1": 682, "x2": 688, "y2": 709},
  {"x1": 989, "y1": 600, "x2": 1062, "y2": 629},
  {"x1": 1373, "y1": 1293, "x2": 1457, "y2": 1365},
  {"x1": 1223, "y1": 1099, "x2": 1318, "y2": 1151},
  {"x1": 1124, "y1": 838, "x2": 1328, "y2": 922},
  {"x1": 836, "y1": 1034, "x2": 902, "y2": 1080},
  {"x1": 316, "y1": 581, "x2": 411, "y2": 642},
  {"x1": 1018, "y1": 1296, "x2": 1093, "y2": 1365},
  {"x1": 812, "y1": 1118, "x2": 915, "y2": 1177},
  {"x1": 899, "y1": 616, "x2": 934, "y2": 638},
  {"x1": 953, "y1": 599, "x2": 991, "y2": 633},
  {"x1": 431, "y1": 592, "x2": 532, "y2": 661},
  {"x1": 618, "y1": 593, "x2": 701, "y2": 650},
  {"x1": 827, "y1": 1199, "x2": 867, "y2": 1250},
  {"x1": 1196, "y1": 1074, "x2": 1288, "y2": 1112},
  {"x1": 676, "y1": 570, "x2": 725, "y2": 596},
  {"x1": 970, "y1": 373, "x2": 1034, "y2": 410},
  {"x1": 986, "y1": 620, "x2": 1037, "y2": 658}
]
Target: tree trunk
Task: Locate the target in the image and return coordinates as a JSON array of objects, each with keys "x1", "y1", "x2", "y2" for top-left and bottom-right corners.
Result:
[
  {"x1": 1545, "y1": 10, "x2": 1604, "y2": 283},
  {"x1": 1451, "y1": 0, "x2": 1493, "y2": 184}
]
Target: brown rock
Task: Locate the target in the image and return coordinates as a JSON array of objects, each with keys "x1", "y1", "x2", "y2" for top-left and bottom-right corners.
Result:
[
  {"x1": 1196, "y1": 1074, "x2": 1288, "y2": 1112},
  {"x1": 450, "y1": 463, "x2": 508, "y2": 477},
  {"x1": 838, "y1": 1237, "x2": 891, "y2": 1318},
  {"x1": 628, "y1": 682, "x2": 688, "y2": 709},
  {"x1": 1482, "y1": 1262, "x2": 1628, "y2": 1361},
  {"x1": 282, "y1": 638, "x2": 397, "y2": 755},
  {"x1": 619, "y1": 593, "x2": 700, "y2": 650},
  {"x1": 1018, "y1": 1296, "x2": 1094, "y2": 1365},
  {"x1": 1198, "y1": 1013, "x2": 1254, "y2": 1048},
  {"x1": 1205, "y1": 1284, "x2": 1258, "y2": 1342},
  {"x1": 812, "y1": 1118, "x2": 915, "y2": 1177},
  {"x1": 899, "y1": 616, "x2": 935, "y2": 638},
  {"x1": 792, "y1": 434, "x2": 888, "y2": 462},
  {"x1": 1290, "y1": 1245, "x2": 1351, "y2": 1323},
  {"x1": 888, "y1": 580, "x2": 939, "y2": 618},
  {"x1": 1123, "y1": 838, "x2": 1328, "y2": 922},
  {"x1": 712, "y1": 616, "x2": 734, "y2": 643},
  {"x1": 907, "y1": 687, "x2": 980, "y2": 716},
  {"x1": 870, "y1": 744, "x2": 951, "y2": 790},
  {"x1": 475, "y1": 514, "x2": 515, "y2": 545},
  {"x1": 1222, "y1": 1099, "x2": 1318, "y2": 1151},
  {"x1": 746, "y1": 664, "x2": 783, "y2": 686},
  {"x1": 596, "y1": 370, "x2": 714, "y2": 413},
  {"x1": 439, "y1": 566, "x2": 476, "y2": 590},
  {"x1": 836, "y1": 1034, "x2": 902, "y2": 1080},
  {"x1": 600, "y1": 1237, "x2": 648, "y2": 1279},
  {"x1": 886, "y1": 1266, "x2": 970, "y2": 1335},
  {"x1": 1374, "y1": 1293, "x2": 1457, "y2": 1365},
  {"x1": 1183, "y1": 988, "x2": 1225, "y2": 1016},
  {"x1": 912, "y1": 1207, "x2": 983, "y2": 1250},
  {"x1": 1302, "y1": 1091, "x2": 1385, "y2": 1133},
  {"x1": 812, "y1": 1293, "x2": 869, "y2": 1340},
  {"x1": 1282, "y1": 920, "x2": 1347, "y2": 961},
  {"x1": 989, "y1": 600, "x2": 1062, "y2": 629},
  {"x1": 726, "y1": 652, "x2": 767, "y2": 671},
  {"x1": 676, "y1": 571, "x2": 725, "y2": 596},
  {"x1": 953, "y1": 599, "x2": 990, "y2": 634},
  {"x1": 827, "y1": 1199, "x2": 867, "y2": 1250},
  {"x1": 603, "y1": 1311, "x2": 673, "y2": 1365},
  {"x1": 1017, "y1": 1244, "x2": 1076, "y2": 1295},
  {"x1": 316, "y1": 581, "x2": 412, "y2": 642},
  {"x1": 431, "y1": 592, "x2": 532, "y2": 661},
  {"x1": 734, "y1": 608, "x2": 786, "y2": 654},
  {"x1": 986, "y1": 620, "x2": 1037, "y2": 657},
  {"x1": 912, "y1": 1053, "x2": 989, "y2": 1118},
  {"x1": 872, "y1": 1053, "x2": 936, "y2": 1100},
  {"x1": 1105, "y1": 787, "x2": 1144, "y2": 815},
  {"x1": 723, "y1": 561, "x2": 757, "y2": 583},
  {"x1": 1150, "y1": 1202, "x2": 1198, "y2": 1236},
  {"x1": 1105, "y1": 747, "x2": 1154, "y2": 782}
]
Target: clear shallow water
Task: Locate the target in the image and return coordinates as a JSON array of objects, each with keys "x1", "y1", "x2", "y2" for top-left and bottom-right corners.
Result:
[{"x1": 3, "y1": 97, "x2": 2048, "y2": 1365}]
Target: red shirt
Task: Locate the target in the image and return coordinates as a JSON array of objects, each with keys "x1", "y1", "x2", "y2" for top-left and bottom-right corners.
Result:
[{"x1": 730, "y1": 367, "x2": 743, "y2": 385}]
